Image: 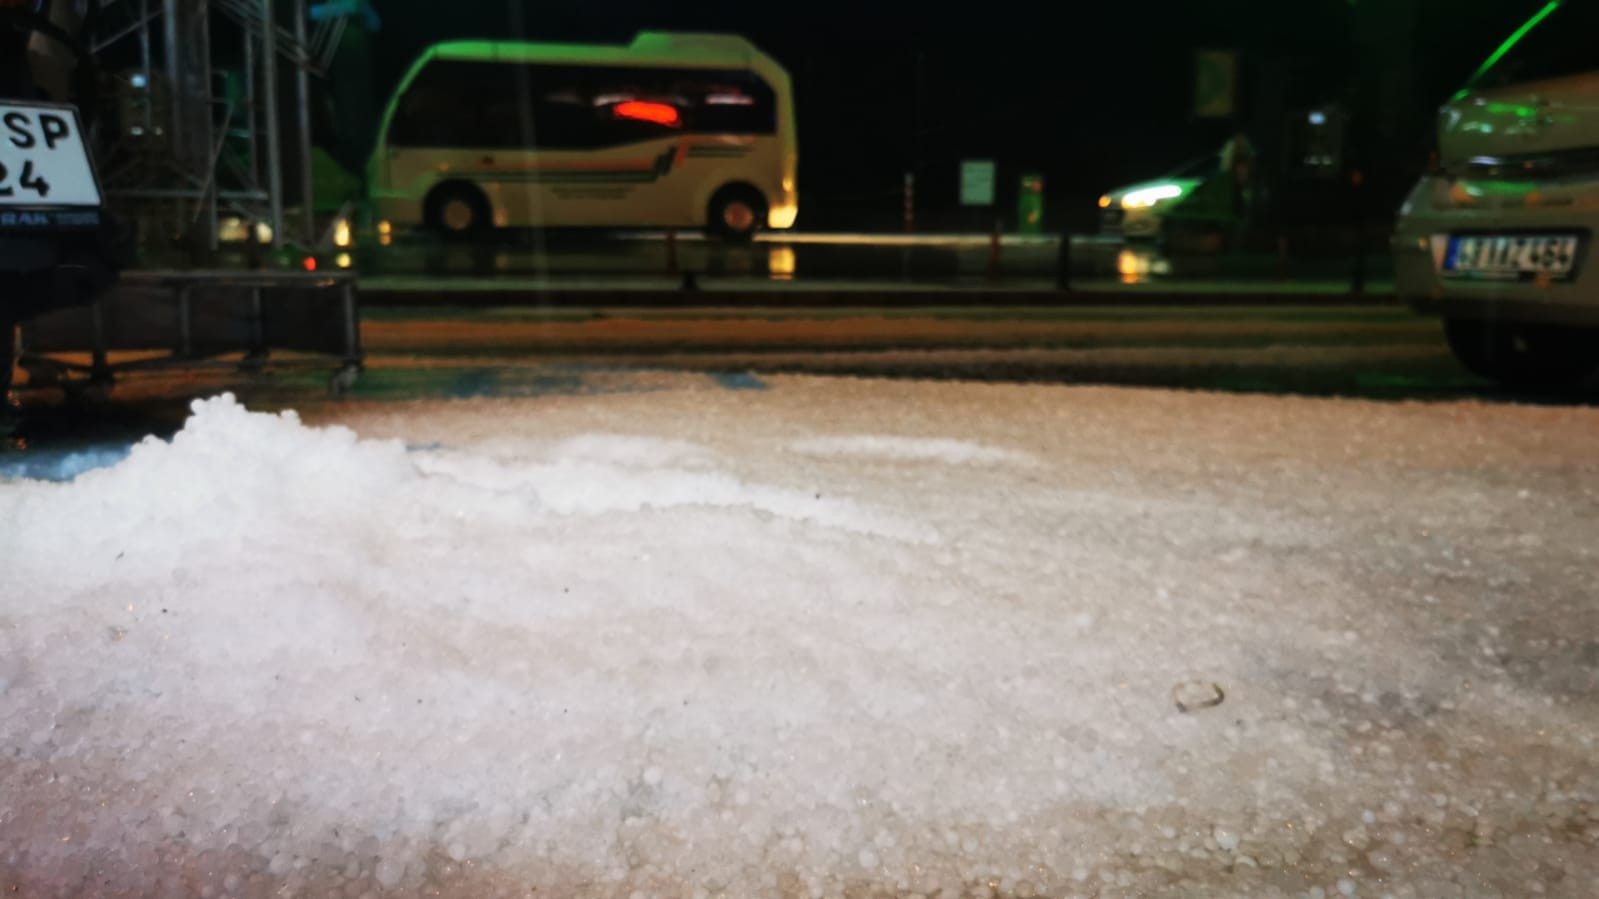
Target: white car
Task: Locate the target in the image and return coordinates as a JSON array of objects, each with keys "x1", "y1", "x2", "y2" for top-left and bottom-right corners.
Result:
[
  {"x1": 1099, "y1": 160, "x2": 1210, "y2": 241},
  {"x1": 1393, "y1": 0, "x2": 1599, "y2": 387},
  {"x1": 1099, "y1": 155, "x2": 1233, "y2": 245},
  {"x1": 1100, "y1": 177, "x2": 1203, "y2": 240}
]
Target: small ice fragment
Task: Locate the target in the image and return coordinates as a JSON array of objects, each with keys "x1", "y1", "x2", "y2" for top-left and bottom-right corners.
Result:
[{"x1": 1173, "y1": 681, "x2": 1226, "y2": 712}]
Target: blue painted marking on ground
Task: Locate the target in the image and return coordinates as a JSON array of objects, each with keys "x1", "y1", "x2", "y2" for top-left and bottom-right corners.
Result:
[
  {"x1": 446, "y1": 368, "x2": 502, "y2": 399},
  {"x1": 465, "y1": 366, "x2": 671, "y2": 399},
  {"x1": 525, "y1": 371, "x2": 590, "y2": 395},
  {"x1": 708, "y1": 371, "x2": 769, "y2": 391},
  {"x1": 0, "y1": 443, "x2": 135, "y2": 482}
]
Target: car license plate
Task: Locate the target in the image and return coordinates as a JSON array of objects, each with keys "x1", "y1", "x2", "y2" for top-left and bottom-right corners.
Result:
[
  {"x1": 1442, "y1": 234, "x2": 1579, "y2": 280},
  {"x1": 0, "y1": 101, "x2": 101, "y2": 207}
]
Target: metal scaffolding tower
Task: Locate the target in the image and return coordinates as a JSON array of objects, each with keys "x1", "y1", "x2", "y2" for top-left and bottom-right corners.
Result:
[{"x1": 88, "y1": 0, "x2": 348, "y2": 257}]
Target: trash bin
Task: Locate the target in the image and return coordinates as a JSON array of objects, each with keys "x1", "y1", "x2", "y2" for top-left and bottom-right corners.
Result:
[{"x1": 1017, "y1": 173, "x2": 1044, "y2": 235}]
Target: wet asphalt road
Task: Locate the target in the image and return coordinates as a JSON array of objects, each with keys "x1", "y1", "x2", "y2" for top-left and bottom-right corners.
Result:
[{"x1": 351, "y1": 302, "x2": 1472, "y2": 397}]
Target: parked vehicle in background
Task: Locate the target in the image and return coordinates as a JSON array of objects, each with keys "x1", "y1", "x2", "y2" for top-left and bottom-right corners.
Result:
[
  {"x1": 1098, "y1": 153, "x2": 1242, "y2": 250},
  {"x1": 367, "y1": 32, "x2": 798, "y2": 242},
  {"x1": 1, "y1": 0, "x2": 119, "y2": 409},
  {"x1": 1394, "y1": 0, "x2": 1599, "y2": 388}
]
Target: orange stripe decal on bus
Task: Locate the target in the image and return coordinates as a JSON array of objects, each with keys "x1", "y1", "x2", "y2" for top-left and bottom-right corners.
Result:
[{"x1": 449, "y1": 157, "x2": 661, "y2": 174}]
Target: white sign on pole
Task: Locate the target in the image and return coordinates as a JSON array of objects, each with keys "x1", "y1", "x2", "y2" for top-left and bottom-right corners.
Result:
[{"x1": 959, "y1": 159, "x2": 996, "y2": 206}]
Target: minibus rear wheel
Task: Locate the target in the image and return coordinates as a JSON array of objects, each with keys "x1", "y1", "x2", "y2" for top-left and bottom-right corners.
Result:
[{"x1": 425, "y1": 183, "x2": 493, "y2": 240}]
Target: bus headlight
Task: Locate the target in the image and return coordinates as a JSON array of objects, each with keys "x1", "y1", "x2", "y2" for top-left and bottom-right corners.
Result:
[{"x1": 768, "y1": 201, "x2": 798, "y2": 230}]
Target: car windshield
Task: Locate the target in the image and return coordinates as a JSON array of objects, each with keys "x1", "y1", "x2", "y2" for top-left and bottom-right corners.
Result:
[
  {"x1": 1164, "y1": 153, "x2": 1221, "y2": 180},
  {"x1": 4, "y1": 2, "x2": 1599, "y2": 898}
]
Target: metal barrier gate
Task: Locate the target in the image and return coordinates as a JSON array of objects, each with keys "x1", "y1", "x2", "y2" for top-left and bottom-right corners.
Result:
[{"x1": 19, "y1": 269, "x2": 361, "y2": 396}]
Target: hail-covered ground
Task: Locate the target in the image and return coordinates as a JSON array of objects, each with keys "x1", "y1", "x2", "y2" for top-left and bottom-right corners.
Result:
[{"x1": 2, "y1": 373, "x2": 1598, "y2": 899}]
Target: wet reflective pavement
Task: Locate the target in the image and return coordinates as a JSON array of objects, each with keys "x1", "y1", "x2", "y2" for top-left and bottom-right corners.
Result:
[
  {"x1": 6, "y1": 298, "x2": 1596, "y2": 480},
  {"x1": 339, "y1": 230, "x2": 1391, "y2": 287}
]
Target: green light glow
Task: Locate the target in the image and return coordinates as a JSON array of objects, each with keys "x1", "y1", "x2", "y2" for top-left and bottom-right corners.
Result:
[
  {"x1": 1469, "y1": 0, "x2": 1561, "y2": 86},
  {"x1": 424, "y1": 33, "x2": 758, "y2": 68},
  {"x1": 1485, "y1": 101, "x2": 1537, "y2": 118}
]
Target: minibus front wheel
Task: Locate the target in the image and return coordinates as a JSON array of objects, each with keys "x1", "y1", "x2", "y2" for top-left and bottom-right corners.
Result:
[{"x1": 707, "y1": 185, "x2": 766, "y2": 243}]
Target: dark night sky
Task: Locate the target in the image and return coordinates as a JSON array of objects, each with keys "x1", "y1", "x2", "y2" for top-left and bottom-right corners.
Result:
[{"x1": 353, "y1": 0, "x2": 1547, "y2": 229}]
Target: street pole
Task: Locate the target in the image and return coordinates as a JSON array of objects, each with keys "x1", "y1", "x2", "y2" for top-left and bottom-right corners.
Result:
[
  {"x1": 137, "y1": 0, "x2": 152, "y2": 137},
  {"x1": 903, "y1": 172, "x2": 914, "y2": 233},
  {"x1": 243, "y1": 25, "x2": 257, "y2": 190},
  {"x1": 1056, "y1": 232, "x2": 1071, "y2": 291},
  {"x1": 987, "y1": 219, "x2": 1001, "y2": 283},
  {"x1": 161, "y1": 0, "x2": 181, "y2": 234},
  {"x1": 195, "y1": 0, "x2": 216, "y2": 250},
  {"x1": 1350, "y1": 169, "x2": 1367, "y2": 297},
  {"x1": 261, "y1": 0, "x2": 285, "y2": 249},
  {"x1": 161, "y1": 0, "x2": 180, "y2": 153},
  {"x1": 293, "y1": 0, "x2": 314, "y2": 244},
  {"x1": 901, "y1": 171, "x2": 914, "y2": 281}
]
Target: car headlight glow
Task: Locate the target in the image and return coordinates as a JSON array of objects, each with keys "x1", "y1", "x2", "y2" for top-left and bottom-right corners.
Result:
[{"x1": 1121, "y1": 184, "x2": 1185, "y2": 209}]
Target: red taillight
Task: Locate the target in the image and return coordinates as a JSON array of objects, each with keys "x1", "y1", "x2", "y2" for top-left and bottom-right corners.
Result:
[
  {"x1": 613, "y1": 101, "x2": 680, "y2": 127},
  {"x1": 303, "y1": 256, "x2": 317, "y2": 272}
]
